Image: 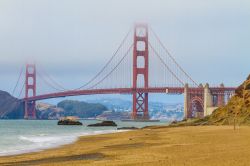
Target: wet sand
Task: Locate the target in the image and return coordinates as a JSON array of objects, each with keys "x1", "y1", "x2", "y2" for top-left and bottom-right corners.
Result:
[{"x1": 1, "y1": 125, "x2": 250, "y2": 166}]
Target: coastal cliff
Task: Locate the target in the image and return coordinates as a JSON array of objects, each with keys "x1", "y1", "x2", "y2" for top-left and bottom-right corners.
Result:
[
  {"x1": 0, "y1": 90, "x2": 24, "y2": 119},
  {"x1": 209, "y1": 74, "x2": 250, "y2": 125}
]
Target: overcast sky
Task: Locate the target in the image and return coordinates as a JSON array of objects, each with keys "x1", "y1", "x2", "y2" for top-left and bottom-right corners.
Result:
[{"x1": 0, "y1": 0, "x2": 250, "y2": 103}]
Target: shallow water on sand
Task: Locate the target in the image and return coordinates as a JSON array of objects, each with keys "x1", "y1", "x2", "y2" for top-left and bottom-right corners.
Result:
[{"x1": 0, "y1": 120, "x2": 166, "y2": 156}]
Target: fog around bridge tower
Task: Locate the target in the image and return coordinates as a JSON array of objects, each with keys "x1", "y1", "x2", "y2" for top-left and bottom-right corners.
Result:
[{"x1": 0, "y1": 0, "x2": 249, "y2": 103}]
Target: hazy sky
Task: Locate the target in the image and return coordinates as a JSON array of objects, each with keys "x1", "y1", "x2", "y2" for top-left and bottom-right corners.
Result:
[{"x1": 0, "y1": 0, "x2": 250, "y2": 103}]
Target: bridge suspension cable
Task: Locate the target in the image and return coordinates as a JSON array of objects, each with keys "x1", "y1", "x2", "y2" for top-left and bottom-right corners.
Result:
[
  {"x1": 38, "y1": 66, "x2": 68, "y2": 91},
  {"x1": 37, "y1": 71, "x2": 66, "y2": 92},
  {"x1": 34, "y1": 28, "x2": 133, "y2": 94},
  {"x1": 149, "y1": 42, "x2": 185, "y2": 86},
  {"x1": 12, "y1": 66, "x2": 24, "y2": 96},
  {"x1": 18, "y1": 82, "x2": 25, "y2": 98},
  {"x1": 149, "y1": 26, "x2": 198, "y2": 87},
  {"x1": 89, "y1": 44, "x2": 133, "y2": 89},
  {"x1": 24, "y1": 24, "x2": 200, "y2": 97},
  {"x1": 75, "y1": 28, "x2": 133, "y2": 90}
]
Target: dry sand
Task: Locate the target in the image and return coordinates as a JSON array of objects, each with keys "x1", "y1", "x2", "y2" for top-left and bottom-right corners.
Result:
[{"x1": 1, "y1": 125, "x2": 250, "y2": 166}]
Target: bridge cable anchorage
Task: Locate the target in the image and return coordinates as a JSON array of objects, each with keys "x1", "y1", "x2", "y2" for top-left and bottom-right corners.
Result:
[
  {"x1": 12, "y1": 66, "x2": 24, "y2": 96},
  {"x1": 88, "y1": 44, "x2": 133, "y2": 89},
  {"x1": 38, "y1": 66, "x2": 68, "y2": 91},
  {"x1": 74, "y1": 28, "x2": 133, "y2": 90},
  {"x1": 37, "y1": 71, "x2": 66, "y2": 92},
  {"x1": 149, "y1": 42, "x2": 185, "y2": 86},
  {"x1": 149, "y1": 26, "x2": 198, "y2": 87}
]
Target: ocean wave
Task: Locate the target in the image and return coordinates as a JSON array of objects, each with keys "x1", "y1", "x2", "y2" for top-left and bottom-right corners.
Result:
[
  {"x1": 19, "y1": 135, "x2": 66, "y2": 143},
  {"x1": 0, "y1": 130, "x2": 121, "y2": 157}
]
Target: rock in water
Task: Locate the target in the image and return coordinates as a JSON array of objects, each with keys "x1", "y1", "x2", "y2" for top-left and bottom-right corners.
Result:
[
  {"x1": 58, "y1": 118, "x2": 82, "y2": 125},
  {"x1": 88, "y1": 121, "x2": 117, "y2": 127},
  {"x1": 117, "y1": 127, "x2": 138, "y2": 130}
]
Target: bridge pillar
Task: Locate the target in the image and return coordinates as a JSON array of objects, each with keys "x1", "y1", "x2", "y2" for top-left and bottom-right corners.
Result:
[
  {"x1": 204, "y1": 83, "x2": 213, "y2": 116},
  {"x1": 217, "y1": 83, "x2": 225, "y2": 107},
  {"x1": 183, "y1": 83, "x2": 189, "y2": 119},
  {"x1": 184, "y1": 84, "x2": 204, "y2": 119},
  {"x1": 132, "y1": 23, "x2": 149, "y2": 120},
  {"x1": 24, "y1": 64, "x2": 36, "y2": 119}
]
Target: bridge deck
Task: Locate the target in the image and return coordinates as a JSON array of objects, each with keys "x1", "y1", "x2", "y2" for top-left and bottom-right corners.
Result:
[{"x1": 22, "y1": 87, "x2": 236, "y2": 101}]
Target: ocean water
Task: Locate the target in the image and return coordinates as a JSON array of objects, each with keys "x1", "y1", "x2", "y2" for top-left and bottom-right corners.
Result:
[{"x1": 0, "y1": 120, "x2": 166, "y2": 156}]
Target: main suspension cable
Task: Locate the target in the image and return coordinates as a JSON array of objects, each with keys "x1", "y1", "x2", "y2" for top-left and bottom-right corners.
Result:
[
  {"x1": 18, "y1": 81, "x2": 25, "y2": 98},
  {"x1": 89, "y1": 44, "x2": 133, "y2": 89},
  {"x1": 12, "y1": 66, "x2": 24, "y2": 96},
  {"x1": 149, "y1": 42, "x2": 185, "y2": 86},
  {"x1": 39, "y1": 66, "x2": 68, "y2": 91},
  {"x1": 149, "y1": 26, "x2": 198, "y2": 87},
  {"x1": 37, "y1": 71, "x2": 65, "y2": 92},
  {"x1": 75, "y1": 28, "x2": 132, "y2": 90}
]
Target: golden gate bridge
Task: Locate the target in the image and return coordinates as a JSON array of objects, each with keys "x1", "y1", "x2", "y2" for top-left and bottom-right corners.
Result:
[{"x1": 12, "y1": 23, "x2": 236, "y2": 120}]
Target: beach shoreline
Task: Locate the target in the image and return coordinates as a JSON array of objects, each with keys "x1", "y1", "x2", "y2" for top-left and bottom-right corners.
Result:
[
  {"x1": 0, "y1": 119, "x2": 162, "y2": 158},
  {"x1": 0, "y1": 129, "x2": 124, "y2": 157},
  {"x1": 1, "y1": 125, "x2": 250, "y2": 166}
]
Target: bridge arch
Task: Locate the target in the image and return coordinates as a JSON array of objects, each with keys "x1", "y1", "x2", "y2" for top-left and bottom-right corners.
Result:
[{"x1": 189, "y1": 96, "x2": 204, "y2": 118}]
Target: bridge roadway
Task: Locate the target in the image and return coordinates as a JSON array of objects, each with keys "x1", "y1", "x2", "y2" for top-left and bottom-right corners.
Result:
[{"x1": 22, "y1": 87, "x2": 236, "y2": 102}]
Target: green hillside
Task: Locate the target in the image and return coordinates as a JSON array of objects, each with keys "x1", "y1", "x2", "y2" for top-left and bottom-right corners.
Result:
[{"x1": 57, "y1": 100, "x2": 108, "y2": 118}]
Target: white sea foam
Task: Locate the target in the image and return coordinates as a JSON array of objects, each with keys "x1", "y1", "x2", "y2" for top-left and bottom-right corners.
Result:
[{"x1": 0, "y1": 130, "x2": 123, "y2": 157}]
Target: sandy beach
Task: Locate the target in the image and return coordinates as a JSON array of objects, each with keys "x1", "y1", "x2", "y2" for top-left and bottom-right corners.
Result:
[{"x1": 0, "y1": 125, "x2": 250, "y2": 166}]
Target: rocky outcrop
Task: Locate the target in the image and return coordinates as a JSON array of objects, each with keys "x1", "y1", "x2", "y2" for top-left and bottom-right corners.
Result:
[
  {"x1": 88, "y1": 121, "x2": 117, "y2": 127},
  {"x1": 0, "y1": 90, "x2": 24, "y2": 119},
  {"x1": 209, "y1": 74, "x2": 250, "y2": 125},
  {"x1": 58, "y1": 118, "x2": 83, "y2": 125}
]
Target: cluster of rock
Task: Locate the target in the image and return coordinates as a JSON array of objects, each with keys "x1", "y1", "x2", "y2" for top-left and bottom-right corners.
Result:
[
  {"x1": 57, "y1": 119, "x2": 140, "y2": 131},
  {"x1": 57, "y1": 119, "x2": 120, "y2": 127}
]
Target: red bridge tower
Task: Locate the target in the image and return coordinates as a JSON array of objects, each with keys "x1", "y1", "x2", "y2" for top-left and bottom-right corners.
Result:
[
  {"x1": 24, "y1": 64, "x2": 37, "y2": 119},
  {"x1": 132, "y1": 24, "x2": 149, "y2": 120}
]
